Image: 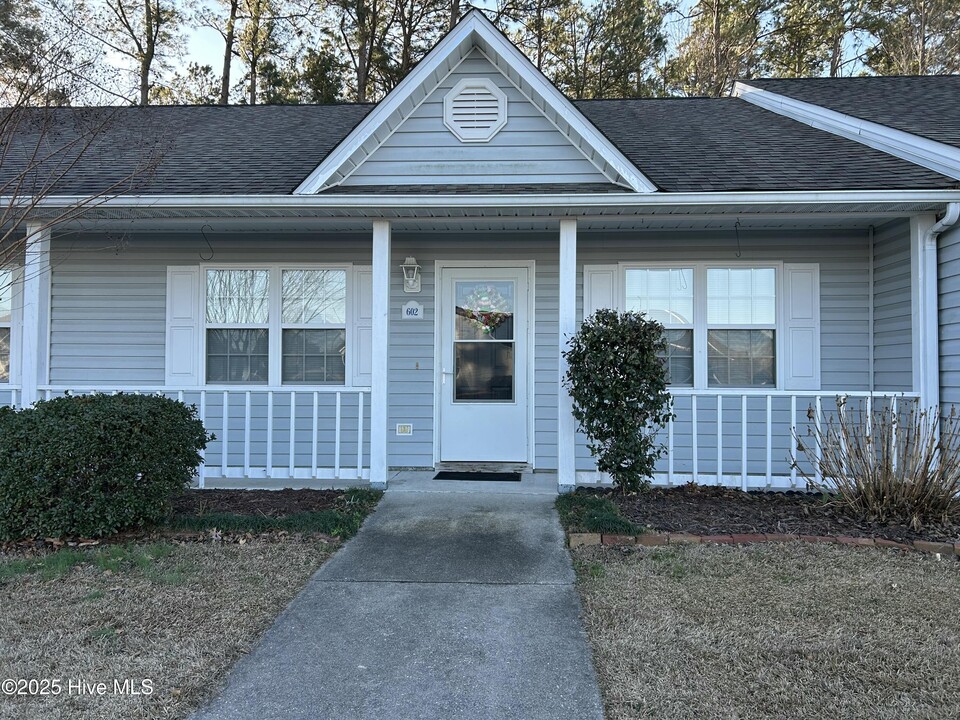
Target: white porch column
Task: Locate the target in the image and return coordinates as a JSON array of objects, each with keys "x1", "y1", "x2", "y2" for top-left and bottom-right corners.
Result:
[
  {"x1": 558, "y1": 219, "x2": 578, "y2": 492},
  {"x1": 911, "y1": 214, "x2": 939, "y2": 409},
  {"x1": 370, "y1": 220, "x2": 391, "y2": 490},
  {"x1": 20, "y1": 222, "x2": 51, "y2": 407}
]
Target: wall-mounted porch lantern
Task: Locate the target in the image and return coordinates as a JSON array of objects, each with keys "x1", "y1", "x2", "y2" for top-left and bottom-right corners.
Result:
[{"x1": 401, "y1": 256, "x2": 421, "y2": 293}]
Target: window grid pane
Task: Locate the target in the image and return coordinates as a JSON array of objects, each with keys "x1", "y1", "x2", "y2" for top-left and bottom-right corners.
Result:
[
  {"x1": 707, "y1": 329, "x2": 775, "y2": 388},
  {"x1": 706, "y1": 268, "x2": 775, "y2": 325},
  {"x1": 206, "y1": 269, "x2": 270, "y2": 324},
  {"x1": 0, "y1": 269, "x2": 11, "y2": 324},
  {"x1": 625, "y1": 268, "x2": 694, "y2": 325},
  {"x1": 206, "y1": 329, "x2": 269, "y2": 384},
  {"x1": 0, "y1": 328, "x2": 9, "y2": 382},
  {"x1": 282, "y1": 329, "x2": 346, "y2": 384},
  {"x1": 282, "y1": 269, "x2": 347, "y2": 325},
  {"x1": 659, "y1": 329, "x2": 693, "y2": 387}
]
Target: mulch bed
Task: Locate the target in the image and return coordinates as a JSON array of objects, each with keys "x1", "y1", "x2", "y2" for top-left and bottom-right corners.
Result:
[
  {"x1": 170, "y1": 488, "x2": 344, "y2": 517},
  {"x1": 583, "y1": 485, "x2": 960, "y2": 544}
]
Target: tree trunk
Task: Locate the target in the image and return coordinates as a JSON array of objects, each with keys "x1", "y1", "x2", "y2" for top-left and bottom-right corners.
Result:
[
  {"x1": 220, "y1": 0, "x2": 239, "y2": 105},
  {"x1": 448, "y1": 0, "x2": 460, "y2": 31},
  {"x1": 139, "y1": 1, "x2": 155, "y2": 105}
]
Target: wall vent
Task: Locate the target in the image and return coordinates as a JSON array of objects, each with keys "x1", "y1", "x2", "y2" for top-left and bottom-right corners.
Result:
[{"x1": 443, "y1": 78, "x2": 508, "y2": 143}]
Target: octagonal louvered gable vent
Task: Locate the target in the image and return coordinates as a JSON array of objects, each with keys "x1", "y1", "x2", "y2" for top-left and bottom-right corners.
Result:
[{"x1": 443, "y1": 78, "x2": 508, "y2": 143}]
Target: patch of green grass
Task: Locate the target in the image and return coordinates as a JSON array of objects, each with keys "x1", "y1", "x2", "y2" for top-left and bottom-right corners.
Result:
[
  {"x1": 144, "y1": 560, "x2": 197, "y2": 586},
  {"x1": 2, "y1": 541, "x2": 183, "y2": 583},
  {"x1": 556, "y1": 492, "x2": 642, "y2": 535},
  {"x1": 86, "y1": 626, "x2": 118, "y2": 642},
  {"x1": 82, "y1": 590, "x2": 105, "y2": 602},
  {"x1": 169, "y1": 507, "x2": 371, "y2": 538}
]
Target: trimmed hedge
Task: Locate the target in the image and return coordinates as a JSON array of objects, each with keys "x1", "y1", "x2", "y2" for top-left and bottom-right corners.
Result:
[{"x1": 0, "y1": 393, "x2": 211, "y2": 540}]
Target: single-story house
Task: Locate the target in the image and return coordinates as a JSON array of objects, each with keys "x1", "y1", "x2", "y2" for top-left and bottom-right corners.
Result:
[{"x1": 2, "y1": 10, "x2": 959, "y2": 491}]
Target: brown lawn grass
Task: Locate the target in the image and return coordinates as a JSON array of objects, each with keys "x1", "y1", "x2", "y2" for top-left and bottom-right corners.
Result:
[
  {"x1": 574, "y1": 543, "x2": 960, "y2": 720},
  {"x1": 0, "y1": 540, "x2": 333, "y2": 720}
]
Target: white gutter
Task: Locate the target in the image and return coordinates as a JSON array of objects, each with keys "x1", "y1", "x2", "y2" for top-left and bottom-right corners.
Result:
[
  {"x1": 927, "y1": 202, "x2": 960, "y2": 243},
  {"x1": 9, "y1": 188, "x2": 960, "y2": 211},
  {"x1": 733, "y1": 82, "x2": 960, "y2": 182}
]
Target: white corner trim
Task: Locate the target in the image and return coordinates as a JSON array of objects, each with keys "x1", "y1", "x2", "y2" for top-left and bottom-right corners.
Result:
[
  {"x1": 443, "y1": 77, "x2": 507, "y2": 143},
  {"x1": 733, "y1": 81, "x2": 960, "y2": 181},
  {"x1": 294, "y1": 10, "x2": 657, "y2": 195}
]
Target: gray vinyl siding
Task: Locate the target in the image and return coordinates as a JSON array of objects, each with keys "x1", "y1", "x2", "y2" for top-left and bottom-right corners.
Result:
[
  {"x1": 340, "y1": 49, "x2": 611, "y2": 186},
  {"x1": 939, "y1": 223, "x2": 960, "y2": 409},
  {"x1": 48, "y1": 227, "x2": 889, "y2": 480},
  {"x1": 872, "y1": 219, "x2": 913, "y2": 391},
  {"x1": 49, "y1": 233, "x2": 372, "y2": 385},
  {"x1": 575, "y1": 230, "x2": 873, "y2": 475}
]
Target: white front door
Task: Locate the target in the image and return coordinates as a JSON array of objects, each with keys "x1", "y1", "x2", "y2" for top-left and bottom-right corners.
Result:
[{"x1": 439, "y1": 267, "x2": 529, "y2": 463}]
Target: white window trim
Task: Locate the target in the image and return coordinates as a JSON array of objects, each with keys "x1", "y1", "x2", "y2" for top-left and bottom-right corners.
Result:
[
  {"x1": 619, "y1": 261, "x2": 784, "y2": 391},
  {"x1": 0, "y1": 266, "x2": 21, "y2": 386},
  {"x1": 200, "y1": 263, "x2": 355, "y2": 387}
]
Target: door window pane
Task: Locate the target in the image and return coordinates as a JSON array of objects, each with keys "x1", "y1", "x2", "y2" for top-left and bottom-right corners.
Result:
[
  {"x1": 0, "y1": 328, "x2": 8, "y2": 382},
  {"x1": 625, "y1": 268, "x2": 694, "y2": 324},
  {"x1": 455, "y1": 281, "x2": 514, "y2": 340},
  {"x1": 282, "y1": 329, "x2": 346, "y2": 384},
  {"x1": 282, "y1": 270, "x2": 346, "y2": 325},
  {"x1": 707, "y1": 268, "x2": 775, "y2": 325},
  {"x1": 455, "y1": 341, "x2": 514, "y2": 401},
  {"x1": 707, "y1": 329, "x2": 775, "y2": 387},
  {"x1": 206, "y1": 269, "x2": 269, "y2": 324},
  {"x1": 206, "y1": 329, "x2": 269, "y2": 383}
]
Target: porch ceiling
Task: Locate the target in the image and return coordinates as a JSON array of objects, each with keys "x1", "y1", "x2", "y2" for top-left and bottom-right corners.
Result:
[{"x1": 24, "y1": 192, "x2": 957, "y2": 233}]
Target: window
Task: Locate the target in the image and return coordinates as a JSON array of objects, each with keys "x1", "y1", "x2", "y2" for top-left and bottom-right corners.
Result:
[
  {"x1": 0, "y1": 269, "x2": 10, "y2": 383},
  {"x1": 625, "y1": 267, "x2": 693, "y2": 386},
  {"x1": 706, "y1": 268, "x2": 776, "y2": 388},
  {"x1": 621, "y1": 264, "x2": 778, "y2": 389},
  {"x1": 204, "y1": 267, "x2": 348, "y2": 385}
]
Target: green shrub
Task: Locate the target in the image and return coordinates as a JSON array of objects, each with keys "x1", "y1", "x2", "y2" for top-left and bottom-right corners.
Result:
[
  {"x1": 555, "y1": 492, "x2": 641, "y2": 535},
  {"x1": 563, "y1": 309, "x2": 674, "y2": 492},
  {"x1": 0, "y1": 393, "x2": 211, "y2": 540}
]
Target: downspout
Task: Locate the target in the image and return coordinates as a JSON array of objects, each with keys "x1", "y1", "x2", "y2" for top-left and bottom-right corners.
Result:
[{"x1": 920, "y1": 202, "x2": 960, "y2": 410}]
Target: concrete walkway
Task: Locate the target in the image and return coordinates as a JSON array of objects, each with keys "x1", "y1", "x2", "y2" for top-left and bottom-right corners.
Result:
[{"x1": 191, "y1": 484, "x2": 605, "y2": 720}]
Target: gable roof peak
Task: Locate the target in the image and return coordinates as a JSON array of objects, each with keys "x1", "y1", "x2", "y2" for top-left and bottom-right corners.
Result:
[{"x1": 294, "y1": 9, "x2": 657, "y2": 194}]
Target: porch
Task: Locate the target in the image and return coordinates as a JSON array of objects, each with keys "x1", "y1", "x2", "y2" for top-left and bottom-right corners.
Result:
[{"x1": 4, "y1": 198, "x2": 946, "y2": 492}]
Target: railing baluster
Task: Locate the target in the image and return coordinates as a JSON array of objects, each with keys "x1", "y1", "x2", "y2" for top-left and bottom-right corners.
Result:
[
  {"x1": 289, "y1": 391, "x2": 297, "y2": 476},
  {"x1": 222, "y1": 391, "x2": 229, "y2": 475},
  {"x1": 357, "y1": 391, "x2": 365, "y2": 478},
  {"x1": 765, "y1": 394, "x2": 772, "y2": 487},
  {"x1": 691, "y1": 394, "x2": 698, "y2": 484},
  {"x1": 891, "y1": 395, "x2": 899, "y2": 472},
  {"x1": 198, "y1": 390, "x2": 206, "y2": 488},
  {"x1": 243, "y1": 391, "x2": 251, "y2": 478},
  {"x1": 815, "y1": 395, "x2": 823, "y2": 486},
  {"x1": 716, "y1": 394, "x2": 723, "y2": 486},
  {"x1": 266, "y1": 391, "x2": 274, "y2": 479},
  {"x1": 311, "y1": 392, "x2": 319, "y2": 479},
  {"x1": 741, "y1": 394, "x2": 748, "y2": 491},
  {"x1": 334, "y1": 392, "x2": 342, "y2": 480},
  {"x1": 667, "y1": 397, "x2": 674, "y2": 487},
  {"x1": 790, "y1": 395, "x2": 797, "y2": 488}
]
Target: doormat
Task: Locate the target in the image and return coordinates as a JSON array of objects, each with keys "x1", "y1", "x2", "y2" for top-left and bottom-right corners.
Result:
[{"x1": 433, "y1": 471, "x2": 522, "y2": 482}]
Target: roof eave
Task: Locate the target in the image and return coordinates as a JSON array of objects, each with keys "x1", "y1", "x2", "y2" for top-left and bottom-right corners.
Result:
[{"x1": 734, "y1": 81, "x2": 960, "y2": 182}]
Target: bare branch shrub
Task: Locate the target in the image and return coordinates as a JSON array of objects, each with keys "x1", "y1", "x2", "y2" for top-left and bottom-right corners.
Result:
[{"x1": 796, "y1": 399, "x2": 960, "y2": 530}]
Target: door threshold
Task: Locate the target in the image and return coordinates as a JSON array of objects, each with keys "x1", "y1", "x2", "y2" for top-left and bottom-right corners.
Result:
[{"x1": 435, "y1": 462, "x2": 532, "y2": 474}]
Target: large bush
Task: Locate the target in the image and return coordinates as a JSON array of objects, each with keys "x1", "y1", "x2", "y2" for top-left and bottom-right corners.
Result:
[
  {"x1": 0, "y1": 393, "x2": 211, "y2": 540},
  {"x1": 798, "y1": 400, "x2": 960, "y2": 530},
  {"x1": 563, "y1": 309, "x2": 673, "y2": 493}
]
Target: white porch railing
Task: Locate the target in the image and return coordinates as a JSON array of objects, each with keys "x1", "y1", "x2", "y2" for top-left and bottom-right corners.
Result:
[
  {"x1": 37, "y1": 386, "x2": 371, "y2": 487},
  {"x1": 577, "y1": 389, "x2": 921, "y2": 491}
]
